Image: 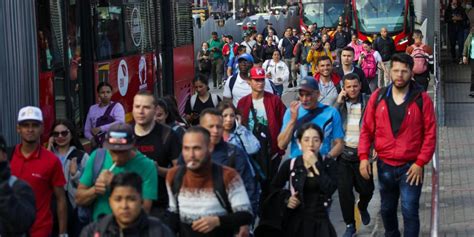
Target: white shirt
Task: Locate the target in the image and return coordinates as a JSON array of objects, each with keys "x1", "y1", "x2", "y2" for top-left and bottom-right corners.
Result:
[
  {"x1": 223, "y1": 74, "x2": 275, "y2": 106},
  {"x1": 241, "y1": 40, "x2": 255, "y2": 54},
  {"x1": 248, "y1": 98, "x2": 268, "y2": 131},
  {"x1": 262, "y1": 60, "x2": 289, "y2": 86},
  {"x1": 373, "y1": 50, "x2": 383, "y2": 63}
]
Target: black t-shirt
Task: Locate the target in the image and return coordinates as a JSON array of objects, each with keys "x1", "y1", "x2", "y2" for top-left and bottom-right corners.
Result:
[
  {"x1": 386, "y1": 95, "x2": 408, "y2": 137},
  {"x1": 184, "y1": 94, "x2": 221, "y2": 125},
  {"x1": 134, "y1": 123, "x2": 181, "y2": 207}
]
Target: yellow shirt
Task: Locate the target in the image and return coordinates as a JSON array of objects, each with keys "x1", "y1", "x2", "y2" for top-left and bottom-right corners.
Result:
[{"x1": 306, "y1": 49, "x2": 334, "y2": 75}]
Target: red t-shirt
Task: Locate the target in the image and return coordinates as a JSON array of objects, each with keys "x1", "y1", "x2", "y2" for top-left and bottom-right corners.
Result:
[{"x1": 10, "y1": 144, "x2": 66, "y2": 237}]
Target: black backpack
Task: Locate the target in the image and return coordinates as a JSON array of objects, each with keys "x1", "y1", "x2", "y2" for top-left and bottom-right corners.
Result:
[
  {"x1": 249, "y1": 105, "x2": 272, "y2": 182},
  {"x1": 94, "y1": 102, "x2": 117, "y2": 147},
  {"x1": 170, "y1": 163, "x2": 232, "y2": 214}
]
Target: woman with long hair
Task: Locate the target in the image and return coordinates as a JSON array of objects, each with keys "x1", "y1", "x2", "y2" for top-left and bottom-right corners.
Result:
[
  {"x1": 260, "y1": 123, "x2": 337, "y2": 237},
  {"x1": 155, "y1": 96, "x2": 187, "y2": 141},
  {"x1": 47, "y1": 119, "x2": 89, "y2": 237},
  {"x1": 217, "y1": 101, "x2": 260, "y2": 155},
  {"x1": 184, "y1": 75, "x2": 221, "y2": 125}
]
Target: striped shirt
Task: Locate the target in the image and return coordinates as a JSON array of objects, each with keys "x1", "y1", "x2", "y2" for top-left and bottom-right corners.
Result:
[{"x1": 344, "y1": 102, "x2": 362, "y2": 148}]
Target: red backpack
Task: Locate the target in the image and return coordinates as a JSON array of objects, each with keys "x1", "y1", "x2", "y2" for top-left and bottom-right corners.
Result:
[
  {"x1": 361, "y1": 50, "x2": 377, "y2": 78},
  {"x1": 410, "y1": 44, "x2": 428, "y2": 74}
]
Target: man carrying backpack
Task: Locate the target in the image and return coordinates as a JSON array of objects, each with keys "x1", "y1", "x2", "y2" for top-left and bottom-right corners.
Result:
[
  {"x1": 166, "y1": 127, "x2": 253, "y2": 237},
  {"x1": 360, "y1": 40, "x2": 388, "y2": 92},
  {"x1": 223, "y1": 53, "x2": 274, "y2": 106},
  {"x1": 237, "y1": 66, "x2": 287, "y2": 207},
  {"x1": 406, "y1": 30, "x2": 434, "y2": 91},
  {"x1": 75, "y1": 123, "x2": 158, "y2": 222},
  {"x1": 358, "y1": 53, "x2": 436, "y2": 237}
]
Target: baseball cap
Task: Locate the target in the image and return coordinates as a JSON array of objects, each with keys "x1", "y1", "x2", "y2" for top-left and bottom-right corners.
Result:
[
  {"x1": 17, "y1": 106, "x2": 43, "y2": 123},
  {"x1": 250, "y1": 67, "x2": 266, "y2": 80},
  {"x1": 298, "y1": 76, "x2": 319, "y2": 92},
  {"x1": 103, "y1": 123, "x2": 135, "y2": 151},
  {"x1": 237, "y1": 53, "x2": 254, "y2": 63}
]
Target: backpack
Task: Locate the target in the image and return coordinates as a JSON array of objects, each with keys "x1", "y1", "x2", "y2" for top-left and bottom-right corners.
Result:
[
  {"x1": 361, "y1": 51, "x2": 377, "y2": 78},
  {"x1": 66, "y1": 148, "x2": 85, "y2": 169},
  {"x1": 77, "y1": 148, "x2": 107, "y2": 223},
  {"x1": 94, "y1": 102, "x2": 117, "y2": 147},
  {"x1": 410, "y1": 44, "x2": 429, "y2": 74},
  {"x1": 190, "y1": 94, "x2": 219, "y2": 111},
  {"x1": 171, "y1": 163, "x2": 232, "y2": 214}
]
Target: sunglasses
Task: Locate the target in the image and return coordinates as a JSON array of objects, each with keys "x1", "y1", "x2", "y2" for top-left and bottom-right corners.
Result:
[{"x1": 52, "y1": 130, "x2": 70, "y2": 137}]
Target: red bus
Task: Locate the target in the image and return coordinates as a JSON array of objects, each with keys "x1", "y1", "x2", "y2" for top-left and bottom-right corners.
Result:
[
  {"x1": 36, "y1": 0, "x2": 194, "y2": 142},
  {"x1": 352, "y1": 0, "x2": 415, "y2": 51},
  {"x1": 298, "y1": 0, "x2": 352, "y2": 35}
]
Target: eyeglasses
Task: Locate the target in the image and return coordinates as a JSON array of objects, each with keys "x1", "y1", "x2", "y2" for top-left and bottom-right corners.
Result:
[{"x1": 52, "y1": 130, "x2": 70, "y2": 137}]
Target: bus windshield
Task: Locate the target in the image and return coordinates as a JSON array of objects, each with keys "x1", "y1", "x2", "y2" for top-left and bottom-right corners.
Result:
[
  {"x1": 355, "y1": 0, "x2": 405, "y2": 34},
  {"x1": 302, "y1": 0, "x2": 346, "y2": 28}
]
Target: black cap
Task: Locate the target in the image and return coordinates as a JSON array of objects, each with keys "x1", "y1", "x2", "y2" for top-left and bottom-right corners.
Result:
[{"x1": 103, "y1": 123, "x2": 135, "y2": 151}]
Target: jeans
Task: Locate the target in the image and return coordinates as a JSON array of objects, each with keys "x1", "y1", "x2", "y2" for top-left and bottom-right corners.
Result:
[
  {"x1": 368, "y1": 77, "x2": 377, "y2": 93},
  {"x1": 377, "y1": 159, "x2": 423, "y2": 237},
  {"x1": 283, "y1": 58, "x2": 297, "y2": 84},
  {"x1": 378, "y1": 61, "x2": 391, "y2": 88},
  {"x1": 337, "y1": 158, "x2": 374, "y2": 225}
]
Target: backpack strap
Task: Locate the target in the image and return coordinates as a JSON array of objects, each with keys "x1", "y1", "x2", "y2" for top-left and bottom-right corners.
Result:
[
  {"x1": 211, "y1": 163, "x2": 232, "y2": 214},
  {"x1": 374, "y1": 87, "x2": 389, "y2": 108},
  {"x1": 211, "y1": 94, "x2": 219, "y2": 107},
  {"x1": 103, "y1": 102, "x2": 117, "y2": 118},
  {"x1": 227, "y1": 143, "x2": 237, "y2": 168},
  {"x1": 190, "y1": 94, "x2": 198, "y2": 111},
  {"x1": 289, "y1": 158, "x2": 297, "y2": 195},
  {"x1": 92, "y1": 148, "x2": 107, "y2": 183},
  {"x1": 171, "y1": 165, "x2": 187, "y2": 216},
  {"x1": 229, "y1": 74, "x2": 238, "y2": 97}
]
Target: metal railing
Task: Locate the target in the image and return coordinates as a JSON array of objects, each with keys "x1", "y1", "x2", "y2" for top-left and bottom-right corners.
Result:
[{"x1": 430, "y1": 32, "x2": 441, "y2": 237}]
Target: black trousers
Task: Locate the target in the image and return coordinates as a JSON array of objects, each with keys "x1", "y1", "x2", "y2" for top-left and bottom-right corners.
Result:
[
  {"x1": 414, "y1": 71, "x2": 430, "y2": 92},
  {"x1": 337, "y1": 158, "x2": 374, "y2": 225}
]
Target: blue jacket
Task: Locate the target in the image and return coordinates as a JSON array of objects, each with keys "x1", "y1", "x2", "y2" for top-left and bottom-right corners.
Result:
[
  {"x1": 178, "y1": 140, "x2": 259, "y2": 213},
  {"x1": 227, "y1": 124, "x2": 260, "y2": 155}
]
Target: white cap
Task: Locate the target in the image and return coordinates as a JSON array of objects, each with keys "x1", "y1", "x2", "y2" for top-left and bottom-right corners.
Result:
[{"x1": 17, "y1": 106, "x2": 43, "y2": 123}]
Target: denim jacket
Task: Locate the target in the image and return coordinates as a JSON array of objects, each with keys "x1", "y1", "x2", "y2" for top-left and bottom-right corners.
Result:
[{"x1": 227, "y1": 124, "x2": 260, "y2": 155}]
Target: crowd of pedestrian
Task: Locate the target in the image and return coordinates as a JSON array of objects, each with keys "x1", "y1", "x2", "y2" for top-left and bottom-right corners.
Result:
[{"x1": 0, "y1": 19, "x2": 438, "y2": 237}]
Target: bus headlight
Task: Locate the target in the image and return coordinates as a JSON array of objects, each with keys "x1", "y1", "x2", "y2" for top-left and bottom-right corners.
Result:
[{"x1": 398, "y1": 36, "x2": 409, "y2": 45}]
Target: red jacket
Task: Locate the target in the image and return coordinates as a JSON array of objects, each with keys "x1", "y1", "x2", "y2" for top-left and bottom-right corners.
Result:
[
  {"x1": 358, "y1": 86, "x2": 436, "y2": 167},
  {"x1": 314, "y1": 72, "x2": 342, "y2": 86},
  {"x1": 237, "y1": 92, "x2": 287, "y2": 156},
  {"x1": 222, "y1": 43, "x2": 239, "y2": 56}
]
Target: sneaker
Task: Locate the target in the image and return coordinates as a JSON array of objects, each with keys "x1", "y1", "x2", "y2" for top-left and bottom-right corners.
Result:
[
  {"x1": 469, "y1": 92, "x2": 474, "y2": 97},
  {"x1": 288, "y1": 82, "x2": 294, "y2": 88},
  {"x1": 343, "y1": 224, "x2": 356, "y2": 237},
  {"x1": 357, "y1": 200, "x2": 371, "y2": 225}
]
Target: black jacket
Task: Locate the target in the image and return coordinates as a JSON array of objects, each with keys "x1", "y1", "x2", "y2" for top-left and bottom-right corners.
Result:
[
  {"x1": 445, "y1": 5, "x2": 468, "y2": 32},
  {"x1": 373, "y1": 36, "x2": 395, "y2": 62},
  {"x1": 333, "y1": 66, "x2": 372, "y2": 94},
  {"x1": 272, "y1": 156, "x2": 338, "y2": 206},
  {"x1": 80, "y1": 211, "x2": 175, "y2": 237},
  {"x1": 0, "y1": 161, "x2": 36, "y2": 237}
]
